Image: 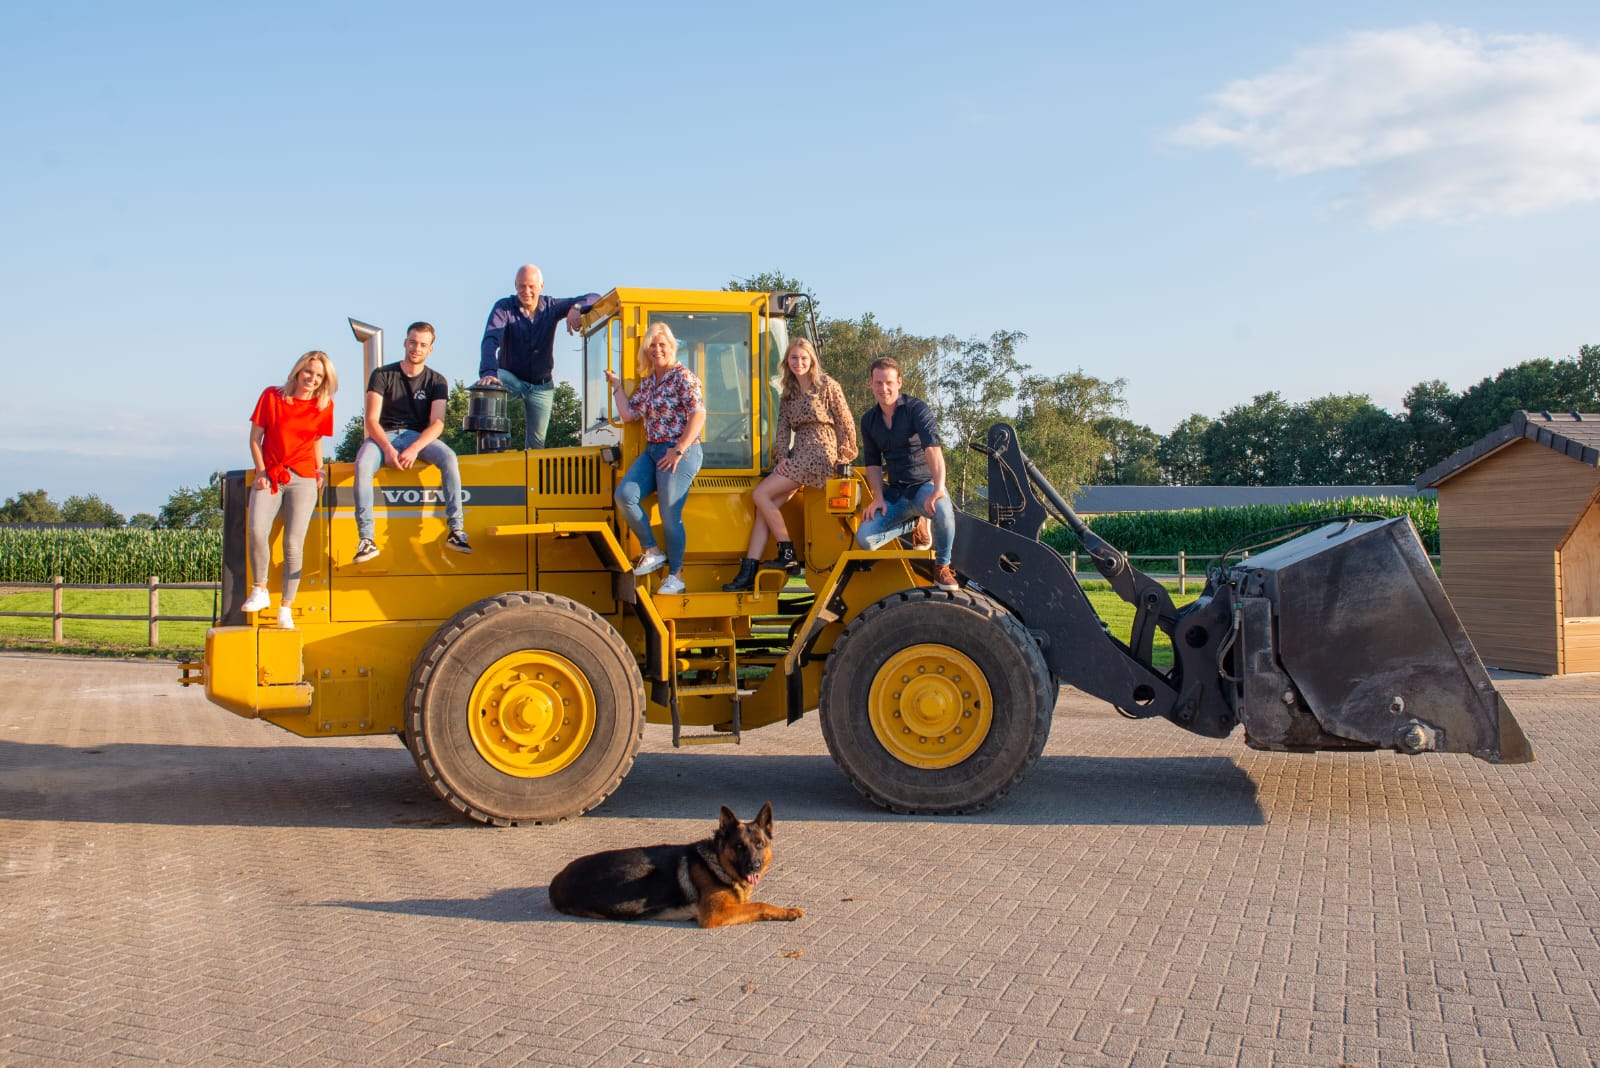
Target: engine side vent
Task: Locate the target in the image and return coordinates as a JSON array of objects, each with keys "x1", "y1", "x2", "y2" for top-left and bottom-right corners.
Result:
[{"x1": 535, "y1": 451, "x2": 608, "y2": 502}]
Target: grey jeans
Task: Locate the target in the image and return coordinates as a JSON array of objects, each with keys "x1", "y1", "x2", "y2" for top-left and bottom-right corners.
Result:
[{"x1": 248, "y1": 472, "x2": 319, "y2": 603}]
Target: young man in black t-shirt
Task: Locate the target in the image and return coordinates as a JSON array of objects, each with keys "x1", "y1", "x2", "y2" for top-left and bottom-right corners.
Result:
[
  {"x1": 350, "y1": 321, "x2": 469, "y2": 563},
  {"x1": 854, "y1": 357, "x2": 958, "y2": 591}
]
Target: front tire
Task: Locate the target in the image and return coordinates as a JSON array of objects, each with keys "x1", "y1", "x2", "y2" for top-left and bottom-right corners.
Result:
[
  {"x1": 819, "y1": 587, "x2": 1054, "y2": 814},
  {"x1": 406, "y1": 592, "x2": 645, "y2": 825}
]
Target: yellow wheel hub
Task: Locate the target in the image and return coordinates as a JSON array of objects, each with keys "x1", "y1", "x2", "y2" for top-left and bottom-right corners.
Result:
[
  {"x1": 467, "y1": 651, "x2": 596, "y2": 777},
  {"x1": 868, "y1": 643, "x2": 992, "y2": 769}
]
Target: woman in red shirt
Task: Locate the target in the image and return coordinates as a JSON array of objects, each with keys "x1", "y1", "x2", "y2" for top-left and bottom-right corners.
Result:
[{"x1": 241, "y1": 351, "x2": 338, "y2": 628}]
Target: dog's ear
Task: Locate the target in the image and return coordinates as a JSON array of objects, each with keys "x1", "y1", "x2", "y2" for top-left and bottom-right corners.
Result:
[
  {"x1": 719, "y1": 805, "x2": 738, "y2": 834},
  {"x1": 756, "y1": 801, "x2": 774, "y2": 835}
]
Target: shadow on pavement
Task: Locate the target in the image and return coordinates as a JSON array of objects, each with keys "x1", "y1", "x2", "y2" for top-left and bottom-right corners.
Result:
[
  {"x1": 591, "y1": 751, "x2": 1264, "y2": 827},
  {"x1": 0, "y1": 738, "x2": 1263, "y2": 829},
  {"x1": 316, "y1": 886, "x2": 562, "y2": 923},
  {"x1": 0, "y1": 737, "x2": 440, "y2": 829}
]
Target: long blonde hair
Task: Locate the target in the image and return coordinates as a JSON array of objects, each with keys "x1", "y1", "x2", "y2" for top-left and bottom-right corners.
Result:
[
  {"x1": 281, "y1": 350, "x2": 338, "y2": 409},
  {"x1": 634, "y1": 322, "x2": 680, "y2": 377},
  {"x1": 779, "y1": 337, "x2": 826, "y2": 397}
]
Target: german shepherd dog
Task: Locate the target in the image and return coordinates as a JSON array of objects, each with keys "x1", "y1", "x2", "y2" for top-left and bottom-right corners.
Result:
[{"x1": 548, "y1": 803, "x2": 804, "y2": 928}]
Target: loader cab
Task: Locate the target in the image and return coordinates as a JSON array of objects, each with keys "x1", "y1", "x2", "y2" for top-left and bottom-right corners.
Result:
[{"x1": 579, "y1": 288, "x2": 803, "y2": 474}]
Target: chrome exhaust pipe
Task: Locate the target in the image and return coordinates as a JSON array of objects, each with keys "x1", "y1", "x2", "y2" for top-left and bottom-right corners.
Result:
[{"x1": 348, "y1": 318, "x2": 383, "y2": 383}]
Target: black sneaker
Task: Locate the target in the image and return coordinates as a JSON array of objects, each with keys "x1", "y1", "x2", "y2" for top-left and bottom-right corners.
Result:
[
  {"x1": 352, "y1": 538, "x2": 380, "y2": 564},
  {"x1": 446, "y1": 530, "x2": 473, "y2": 554}
]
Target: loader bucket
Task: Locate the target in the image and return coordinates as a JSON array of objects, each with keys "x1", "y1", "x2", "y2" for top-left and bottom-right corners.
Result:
[{"x1": 1228, "y1": 517, "x2": 1533, "y2": 764}]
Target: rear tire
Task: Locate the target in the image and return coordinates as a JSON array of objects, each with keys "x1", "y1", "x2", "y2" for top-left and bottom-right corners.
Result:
[
  {"x1": 406, "y1": 592, "x2": 645, "y2": 825},
  {"x1": 819, "y1": 587, "x2": 1054, "y2": 814}
]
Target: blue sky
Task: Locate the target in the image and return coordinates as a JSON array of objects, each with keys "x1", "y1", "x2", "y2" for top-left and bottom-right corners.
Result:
[{"x1": 5, "y1": 1, "x2": 1599, "y2": 516}]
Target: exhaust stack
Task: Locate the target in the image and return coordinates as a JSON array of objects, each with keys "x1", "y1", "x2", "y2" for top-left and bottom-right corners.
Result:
[{"x1": 349, "y1": 318, "x2": 383, "y2": 383}]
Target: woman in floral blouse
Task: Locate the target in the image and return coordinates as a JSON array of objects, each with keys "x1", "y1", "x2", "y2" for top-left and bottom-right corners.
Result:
[
  {"x1": 723, "y1": 337, "x2": 856, "y2": 591},
  {"x1": 606, "y1": 322, "x2": 706, "y2": 596}
]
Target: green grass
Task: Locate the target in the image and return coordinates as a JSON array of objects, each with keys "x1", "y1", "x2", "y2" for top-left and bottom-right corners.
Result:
[
  {"x1": 0, "y1": 581, "x2": 1201, "y2": 671},
  {"x1": 1081, "y1": 580, "x2": 1203, "y2": 671},
  {"x1": 0, "y1": 587, "x2": 218, "y2": 656}
]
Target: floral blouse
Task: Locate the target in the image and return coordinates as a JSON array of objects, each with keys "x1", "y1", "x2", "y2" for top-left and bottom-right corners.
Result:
[{"x1": 628, "y1": 361, "x2": 705, "y2": 444}]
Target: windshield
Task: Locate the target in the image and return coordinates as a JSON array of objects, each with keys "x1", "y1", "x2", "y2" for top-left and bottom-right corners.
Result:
[{"x1": 649, "y1": 312, "x2": 754, "y2": 469}]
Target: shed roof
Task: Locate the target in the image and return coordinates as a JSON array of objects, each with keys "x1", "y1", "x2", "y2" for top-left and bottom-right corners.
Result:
[
  {"x1": 1416, "y1": 411, "x2": 1600, "y2": 489},
  {"x1": 1070, "y1": 485, "x2": 1427, "y2": 514}
]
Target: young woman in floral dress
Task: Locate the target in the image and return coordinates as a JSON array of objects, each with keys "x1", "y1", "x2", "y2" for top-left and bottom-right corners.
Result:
[{"x1": 723, "y1": 337, "x2": 856, "y2": 591}]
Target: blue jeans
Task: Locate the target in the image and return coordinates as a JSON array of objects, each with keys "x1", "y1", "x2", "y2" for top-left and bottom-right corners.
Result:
[
  {"x1": 354, "y1": 430, "x2": 464, "y2": 539},
  {"x1": 855, "y1": 481, "x2": 956, "y2": 565},
  {"x1": 497, "y1": 369, "x2": 555, "y2": 449},
  {"x1": 615, "y1": 442, "x2": 703, "y2": 573}
]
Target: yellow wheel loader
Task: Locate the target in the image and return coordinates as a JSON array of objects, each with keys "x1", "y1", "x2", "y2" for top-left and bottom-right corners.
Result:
[{"x1": 181, "y1": 287, "x2": 1530, "y2": 825}]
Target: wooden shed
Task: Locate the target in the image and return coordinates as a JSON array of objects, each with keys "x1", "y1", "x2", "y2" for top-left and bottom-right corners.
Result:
[{"x1": 1416, "y1": 410, "x2": 1600, "y2": 675}]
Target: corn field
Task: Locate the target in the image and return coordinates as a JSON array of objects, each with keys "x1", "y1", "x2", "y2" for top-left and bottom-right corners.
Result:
[
  {"x1": 0, "y1": 528, "x2": 222, "y2": 584},
  {"x1": 1042, "y1": 496, "x2": 1440, "y2": 559},
  {"x1": 1, "y1": 497, "x2": 1436, "y2": 585}
]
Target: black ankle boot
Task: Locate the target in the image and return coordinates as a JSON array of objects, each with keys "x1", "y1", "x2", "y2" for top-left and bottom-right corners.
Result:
[
  {"x1": 722, "y1": 557, "x2": 759, "y2": 592},
  {"x1": 762, "y1": 541, "x2": 801, "y2": 573}
]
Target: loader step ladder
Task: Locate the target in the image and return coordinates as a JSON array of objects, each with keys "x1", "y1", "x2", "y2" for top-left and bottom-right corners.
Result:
[{"x1": 666, "y1": 616, "x2": 748, "y2": 747}]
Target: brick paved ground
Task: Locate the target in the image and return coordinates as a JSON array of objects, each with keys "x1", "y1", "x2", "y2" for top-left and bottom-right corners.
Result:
[{"x1": 1, "y1": 651, "x2": 1597, "y2": 1067}]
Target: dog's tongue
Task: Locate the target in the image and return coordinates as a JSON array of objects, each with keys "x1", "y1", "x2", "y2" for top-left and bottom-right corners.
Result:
[{"x1": 747, "y1": 871, "x2": 762, "y2": 886}]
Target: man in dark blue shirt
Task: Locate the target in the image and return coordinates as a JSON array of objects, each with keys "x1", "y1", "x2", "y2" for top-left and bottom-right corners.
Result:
[
  {"x1": 476, "y1": 264, "x2": 600, "y2": 449},
  {"x1": 855, "y1": 357, "x2": 959, "y2": 591}
]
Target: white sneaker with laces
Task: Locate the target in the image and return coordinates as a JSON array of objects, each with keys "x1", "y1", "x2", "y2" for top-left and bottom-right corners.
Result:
[
  {"x1": 633, "y1": 547, "x2": 668, "y2": 576},
  {"x1": 657, "y1": 574, "x2": 686, "y2": 595},
  {"x1": 277, "y1": 606, "x2": 295, "y2": 630},
  {"x1": 241, "y1": 588, "x2": 270, "y2": 613}
]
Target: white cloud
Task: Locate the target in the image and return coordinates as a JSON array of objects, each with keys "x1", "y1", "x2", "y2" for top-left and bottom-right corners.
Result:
[{"x1": 1172, "y1": 24, "x2": 1600, "y2": 223}]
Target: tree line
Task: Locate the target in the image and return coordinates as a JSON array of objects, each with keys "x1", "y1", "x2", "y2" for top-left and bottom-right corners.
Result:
[
  {"x1": 8, "y1": 274, "x2": 1597, "y2": 527},
  {"x1": 730, "y1": 272, "x2": 1599, "y2": 498},
  {"x1": 0, "y1": 482, "x2": 224, "y2": 531}
]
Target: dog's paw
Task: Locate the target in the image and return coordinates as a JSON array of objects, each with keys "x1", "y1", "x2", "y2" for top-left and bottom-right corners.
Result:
[{"x1": 780, "y1": 906, "x2": 804, "y2": 921}]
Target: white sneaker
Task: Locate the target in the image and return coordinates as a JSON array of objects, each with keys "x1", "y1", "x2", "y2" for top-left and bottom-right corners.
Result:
[
  {"x1": 657, "y1": 574, "x2": 686, "y2": 595},
  {"x1": 633, "y1": 547, "x2": 668, "y2": 576},
  {"x1": 241, "y1": 588, "x2": 270, "y2": 613},
  {"x1": 277, "y1": 606, "x2": 295, "y2": 630}
]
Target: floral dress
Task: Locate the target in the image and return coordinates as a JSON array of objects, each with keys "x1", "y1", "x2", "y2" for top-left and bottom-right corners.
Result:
[{"x1": 772, "y1": 374, "x2": 857, "y2": 488}]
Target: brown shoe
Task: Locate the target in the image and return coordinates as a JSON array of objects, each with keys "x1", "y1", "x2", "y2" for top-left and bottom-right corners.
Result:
[
  {"x1": 911, "y1": 516, "x2": 932, "y2": 549},
  {"x1": 933, "y1": 564, "x2": 959, "y2": 592}
]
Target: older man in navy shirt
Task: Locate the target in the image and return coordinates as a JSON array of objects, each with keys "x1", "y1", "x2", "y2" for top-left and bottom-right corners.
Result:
[{"x1": 477, "y1": 264, "x2": 600, "y2": 449}]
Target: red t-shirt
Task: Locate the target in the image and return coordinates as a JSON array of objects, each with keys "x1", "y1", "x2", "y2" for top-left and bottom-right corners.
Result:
[{"x1": 251, "y1": 387, "x2": 334, "y2": 486}]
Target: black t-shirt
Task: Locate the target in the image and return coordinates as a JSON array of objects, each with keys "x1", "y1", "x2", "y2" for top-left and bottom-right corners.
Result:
[
  {"x1": 367, "y1": 362, "x2": 448, "y2": 433},
  {"x1": 860, "y1": 394, "x2": 942, "y2": 488}
]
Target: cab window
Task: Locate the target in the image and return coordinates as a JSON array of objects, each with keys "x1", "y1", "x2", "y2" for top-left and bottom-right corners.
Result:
[
  {"x1": 581, "y1": 318, "x2": 622, "y2": 445},
  {"x1": 648, "y1": 312, "x2": 753, "y2": 470},
  {"x1": 760, "y1": 315, "x2": 791, "y2": 472}
]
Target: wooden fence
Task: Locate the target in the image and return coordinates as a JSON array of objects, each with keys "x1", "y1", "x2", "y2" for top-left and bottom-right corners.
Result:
[
  {"x1": 1063, "y1": 550, "x2": 1440, "y2": 594},
  {"x1": 2, "y1": 550, "x2": 1443, "y2": 645},
  {"x1": 0, "y1": 577, "x2": 220, "y2": 645},
  {"x1": 1069, "y1": 552, "x2": 1204, "y2": 593}
]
